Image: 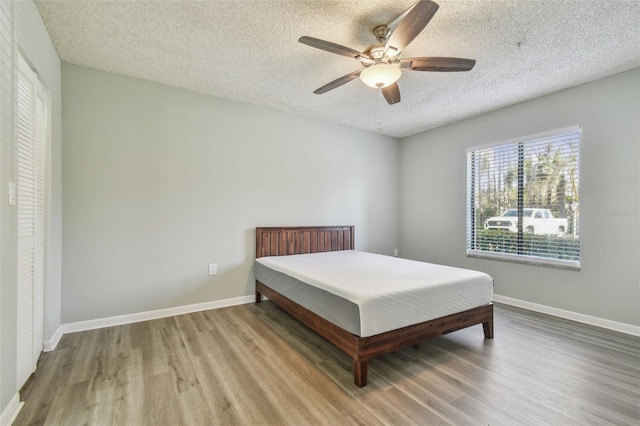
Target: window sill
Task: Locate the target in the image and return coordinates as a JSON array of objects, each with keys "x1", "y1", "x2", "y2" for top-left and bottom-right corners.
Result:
[{"x1": 467, "y1": 250, "x2": 580, "y2": 271}]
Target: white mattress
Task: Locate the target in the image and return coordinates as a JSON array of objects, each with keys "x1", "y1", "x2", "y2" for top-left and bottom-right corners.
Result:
[{"x1": 255, "y1": 250, "x2": 493, "y2": 337}]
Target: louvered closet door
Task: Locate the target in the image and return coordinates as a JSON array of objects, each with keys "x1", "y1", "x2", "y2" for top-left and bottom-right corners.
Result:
[
  {"x1": 16, "y1": 53, "x2": 46, "y2": 388},
  {"x1": 33, "y1": 72, "x2": 46, "y2": 363}
]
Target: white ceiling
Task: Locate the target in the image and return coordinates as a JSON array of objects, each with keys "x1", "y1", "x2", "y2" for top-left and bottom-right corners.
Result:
[{"x1": 35, "y1": 0, "x2": 640, "y2": 138}]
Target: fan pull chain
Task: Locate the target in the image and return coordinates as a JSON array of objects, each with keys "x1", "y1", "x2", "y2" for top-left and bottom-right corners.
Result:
[{"x1": 377, "y1": 90, "x2": 384, "y2": 133}]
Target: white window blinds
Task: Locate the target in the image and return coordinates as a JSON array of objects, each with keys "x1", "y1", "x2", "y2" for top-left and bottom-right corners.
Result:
[{"x1": 466, "y1": 126, "x2": 581, "y2": 269}]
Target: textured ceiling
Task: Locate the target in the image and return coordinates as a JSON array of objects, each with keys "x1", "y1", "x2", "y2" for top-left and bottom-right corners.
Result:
[{"x1": 35, "y1": 0, "x2": 640, "y2": 138}]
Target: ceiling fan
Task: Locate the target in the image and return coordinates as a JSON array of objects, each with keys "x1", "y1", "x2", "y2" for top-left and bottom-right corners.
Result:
[{"x1": 299, "y1": 0, "x2": 475, "y2": 105}]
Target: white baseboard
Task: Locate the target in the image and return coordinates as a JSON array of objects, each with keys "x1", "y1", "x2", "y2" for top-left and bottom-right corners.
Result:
[
  {"x1": 44, "y1": 292, "x2": 637, "y2": 353},
  {"x1": 493, "y1": 294, "x2": 640, "y2": 337},
  {"x1": 44, "y1": 294, "x2": 256, "y2": 351},
  {"x1": 0, "y1": 393, "x2": 23, "y2": 426},
  {"x1": 43, "y1": 325, "x2": 64, "y2": 352}
]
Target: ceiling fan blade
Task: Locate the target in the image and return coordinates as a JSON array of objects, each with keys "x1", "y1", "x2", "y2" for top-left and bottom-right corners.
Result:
[
  {"x1": 385, "y1": 0, "x2": 439, "y2": 54},
  {"x1": 382, "y1": 83, "x2": 401, "y2": 105},
  {"x1": 402, "y1": 57, "x2": 476, "y2": 72},
  {"x1": 386, "y1": 2, "x2": 417, "y2": 30},
  {"x1": 313, "y1": 70, "x2": 362, "y2": 94},
  {"x1": 299, "y1": 36, "x2": 362, "y2": 59}
]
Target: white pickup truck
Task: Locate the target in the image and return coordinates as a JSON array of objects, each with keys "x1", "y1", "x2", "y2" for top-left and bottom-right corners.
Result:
[{"x1": 484, "y1": 208, "x2": 568, "y2": 235}]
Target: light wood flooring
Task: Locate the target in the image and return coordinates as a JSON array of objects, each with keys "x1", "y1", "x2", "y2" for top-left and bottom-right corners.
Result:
[{"x1": 15, "y1": 302, "x2": 640, "y2": 425}]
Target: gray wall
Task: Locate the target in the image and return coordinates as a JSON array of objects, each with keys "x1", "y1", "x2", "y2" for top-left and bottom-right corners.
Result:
[
  {"x1": 400, "y1": 68, "x2": 640, "y2": 326},
  {"x1": 0, "y1": 0, "x2": 62, "y2": 417},
  {"x1": 61, "y1": 63, "x2": 400, "y2": 323}
]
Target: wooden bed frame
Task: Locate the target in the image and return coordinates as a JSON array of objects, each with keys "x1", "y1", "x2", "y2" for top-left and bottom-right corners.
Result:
[{"x1": 255, "y1": 226, "x2": 494, "y2": 387}]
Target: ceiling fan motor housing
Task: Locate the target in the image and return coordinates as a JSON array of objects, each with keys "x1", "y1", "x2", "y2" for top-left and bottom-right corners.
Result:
[
  {"x1": 362, "y1": 43, "x2": 400, "y2": 65},
  {"x1": 364, "y1": 45, "x2": 386, "y2": 60}
]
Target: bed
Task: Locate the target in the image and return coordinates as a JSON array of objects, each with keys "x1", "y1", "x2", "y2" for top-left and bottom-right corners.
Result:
[{"x1": 254, "y1": 226, "x2": 494, "y2": 387}]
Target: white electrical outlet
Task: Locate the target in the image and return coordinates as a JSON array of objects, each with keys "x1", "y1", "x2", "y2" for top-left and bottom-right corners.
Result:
[
  {"x1": 393, "y1": 248, "x2": 399, "y2": 257},
  {"x1": 208, "y1": 263, "x2": 217, "y2": 275}
]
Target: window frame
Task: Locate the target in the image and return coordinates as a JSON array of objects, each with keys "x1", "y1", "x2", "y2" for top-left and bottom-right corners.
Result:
[{"x1": 466, "y1": 126, "x2": 581, "y2": 270}]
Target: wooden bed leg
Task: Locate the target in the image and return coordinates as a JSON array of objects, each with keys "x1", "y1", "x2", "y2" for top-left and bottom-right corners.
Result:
[
  {"x1": 255, "y1": 280, "x2": 264, "y2": 303},
  {"x1": 353, "y1": 359, "x2": 368, "y2": 387},
  {"x1": 483, "y1": 320, "x2": 494, "y2": 339}
]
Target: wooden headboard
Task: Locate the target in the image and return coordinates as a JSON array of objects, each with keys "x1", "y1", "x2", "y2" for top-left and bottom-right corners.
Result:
[{"x1": 256, "y1": 226, "x2": 354, "y2": 258}]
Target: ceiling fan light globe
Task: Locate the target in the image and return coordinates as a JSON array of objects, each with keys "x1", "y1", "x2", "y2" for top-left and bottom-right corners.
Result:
[{"x1": 360, "y1": 63, "x2": 401, "y2": 88}]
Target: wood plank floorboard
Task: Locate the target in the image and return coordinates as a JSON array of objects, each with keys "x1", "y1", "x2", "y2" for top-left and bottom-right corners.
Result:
[{"x1": 15, "y1": 303, "x2": 640, "y2": 425}]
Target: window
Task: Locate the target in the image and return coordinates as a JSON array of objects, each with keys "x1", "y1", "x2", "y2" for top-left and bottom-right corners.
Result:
[{"x1": 466, "y1": 126, "x2": 580, "y2": 269}]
